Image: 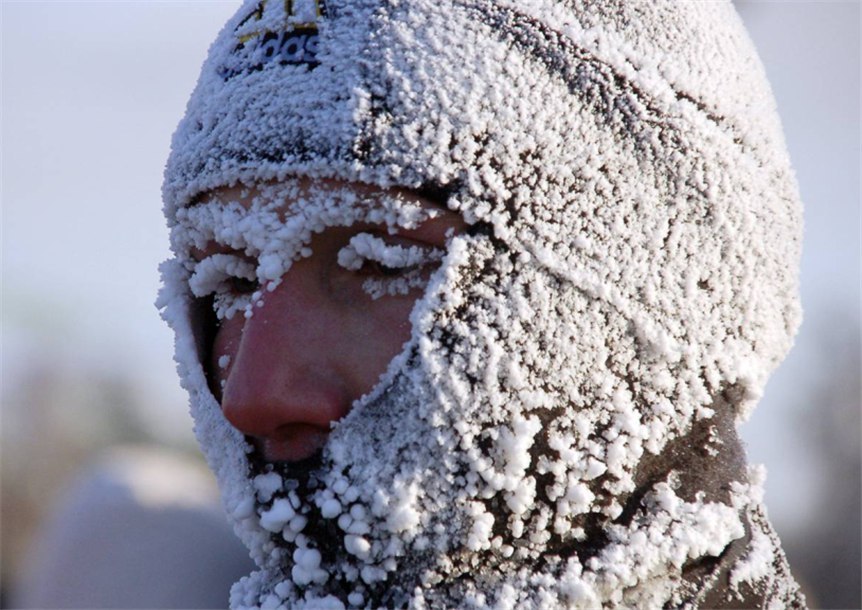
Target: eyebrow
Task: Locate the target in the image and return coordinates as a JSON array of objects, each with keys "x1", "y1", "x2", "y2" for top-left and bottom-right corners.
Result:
[
  {"x1": 186, "y1": 180, "x2": 463, "y2": 261},
  {"x1": 185, "y1": 185, "x2": 454, "y2": 221}
]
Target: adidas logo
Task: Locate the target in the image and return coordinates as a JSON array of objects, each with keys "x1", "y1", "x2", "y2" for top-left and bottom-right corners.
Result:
[{"x1": 219, "y1": 0, "x2": 326, "y2": 80}]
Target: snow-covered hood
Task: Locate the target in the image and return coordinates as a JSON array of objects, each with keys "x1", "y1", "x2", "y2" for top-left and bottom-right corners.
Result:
[{"x1": 159, "y1": 0, "x2": 805, "y2": 607}]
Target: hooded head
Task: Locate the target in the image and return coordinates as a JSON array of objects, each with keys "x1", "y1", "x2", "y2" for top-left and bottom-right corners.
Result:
[{"x1": 160, "y1": 1, "x2": 804, "y2": 607}]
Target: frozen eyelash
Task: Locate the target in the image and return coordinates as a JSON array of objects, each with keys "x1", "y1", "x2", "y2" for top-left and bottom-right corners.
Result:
[
  {"x1": 189, "y1": 254, "x2": 256, "y2": 319},
  {"x1": 337, "y1": 233, "x2": 443, "y2": 271},
  {"x1": 361, "y1": 272, "x2": 427, "y2": 300},
  {"x1": 337, "y1": 233, "x2": 445, "y2": 300},
  {"x1": 189, "y1": 253, "x2": 256, "y2": 296}
]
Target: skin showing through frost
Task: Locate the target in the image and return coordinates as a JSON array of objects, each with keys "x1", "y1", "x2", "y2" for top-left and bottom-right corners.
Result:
[{"x1": 191, "y1": 179, "x2": 465, "y2": 463}]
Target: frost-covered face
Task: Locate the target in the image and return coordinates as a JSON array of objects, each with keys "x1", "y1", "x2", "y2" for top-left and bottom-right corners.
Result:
[
  {"x1": 160, "y1": 1, "x2": 805, "y2": 606},
  {"x1": 194, "y1": 179, "x2": 465, "y2": 463}
]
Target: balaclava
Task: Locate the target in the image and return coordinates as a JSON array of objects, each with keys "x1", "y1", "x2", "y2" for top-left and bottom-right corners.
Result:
[{"x1": 159, "y1": 0, "x2": 805, "y2": 608}]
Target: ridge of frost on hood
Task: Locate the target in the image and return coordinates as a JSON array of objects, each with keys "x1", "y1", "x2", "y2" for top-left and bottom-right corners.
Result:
[{"x1": 159, "y1": 0, "x2": 805, "y2": 607}]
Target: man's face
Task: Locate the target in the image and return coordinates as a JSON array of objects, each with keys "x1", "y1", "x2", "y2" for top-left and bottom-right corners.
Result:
[{"x1": 188, "y1": 179, "x2": 465, "y2": 463}]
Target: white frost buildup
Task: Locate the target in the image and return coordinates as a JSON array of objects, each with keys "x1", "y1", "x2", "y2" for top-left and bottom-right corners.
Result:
[
  {"x1": 730, "y1": 520, "x2": 775, "y2": 590},
  {"x1": 319, "y1": 498, "x2": 342, "y2": 520},
  {"x1": 291, "y1": 548, "x2": 328, "y2": 586},
  {"x1": 259, "y1": 499, "x2": 295, "y2": 533},
  {"x1": 384, "y1": 483, "x2": 421, "y2": 535},
  {"x1": 466, "y1": 502, "x2": 495, "y2": 551},
  {"x1": 160, "y1": 0, "x2": 805, "y2": 608},
  {"x1": 253, "y1": 473, "x2": 283, "y2": 503}
]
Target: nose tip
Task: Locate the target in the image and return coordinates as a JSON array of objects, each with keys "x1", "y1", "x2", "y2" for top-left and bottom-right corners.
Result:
[{"x1": 220, "y1": 366, "x2": 352, "y2": 462}]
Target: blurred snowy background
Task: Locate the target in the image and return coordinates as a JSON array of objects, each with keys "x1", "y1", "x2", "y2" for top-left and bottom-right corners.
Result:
[{"x1": 2, "y1": 1, "x2": 859, "y2": 608}]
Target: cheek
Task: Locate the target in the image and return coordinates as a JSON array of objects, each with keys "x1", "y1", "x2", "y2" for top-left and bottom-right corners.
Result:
[
  {"x1": 375, "y1": 299, "x2": 414, "y2": 343},
  {"x1": 350, "y1": 297, "x2": 417, "y2": 382}
]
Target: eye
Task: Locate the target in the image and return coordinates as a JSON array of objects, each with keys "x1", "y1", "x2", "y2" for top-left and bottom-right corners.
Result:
[
  {"x1": 189, "y1": 253, "x2": 258, "y2": 319},
  {"x1": 337, "y1": 233, "x2": 443, "y2": 277},
  {"x1": 337, "y1": 232, "x2": 444, "y2": 299},
  {"x1": 357, "y1": 259, "x2": 412, "y2": 278}
]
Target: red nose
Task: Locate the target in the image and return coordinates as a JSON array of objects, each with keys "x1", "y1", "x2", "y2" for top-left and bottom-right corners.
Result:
[{"x1": 217, "y1": 266, "x2": 352, "y2": 463}]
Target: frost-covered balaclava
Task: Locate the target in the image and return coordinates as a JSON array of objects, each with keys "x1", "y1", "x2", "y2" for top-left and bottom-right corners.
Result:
[{"x1": 160, "y1": 1, "x2": 805, "y2": 607}]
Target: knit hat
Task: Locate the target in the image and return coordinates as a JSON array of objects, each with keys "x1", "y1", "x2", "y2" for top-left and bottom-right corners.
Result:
[{"x1": 160, "y1": 1, "x2": 804, "y2": 607}]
